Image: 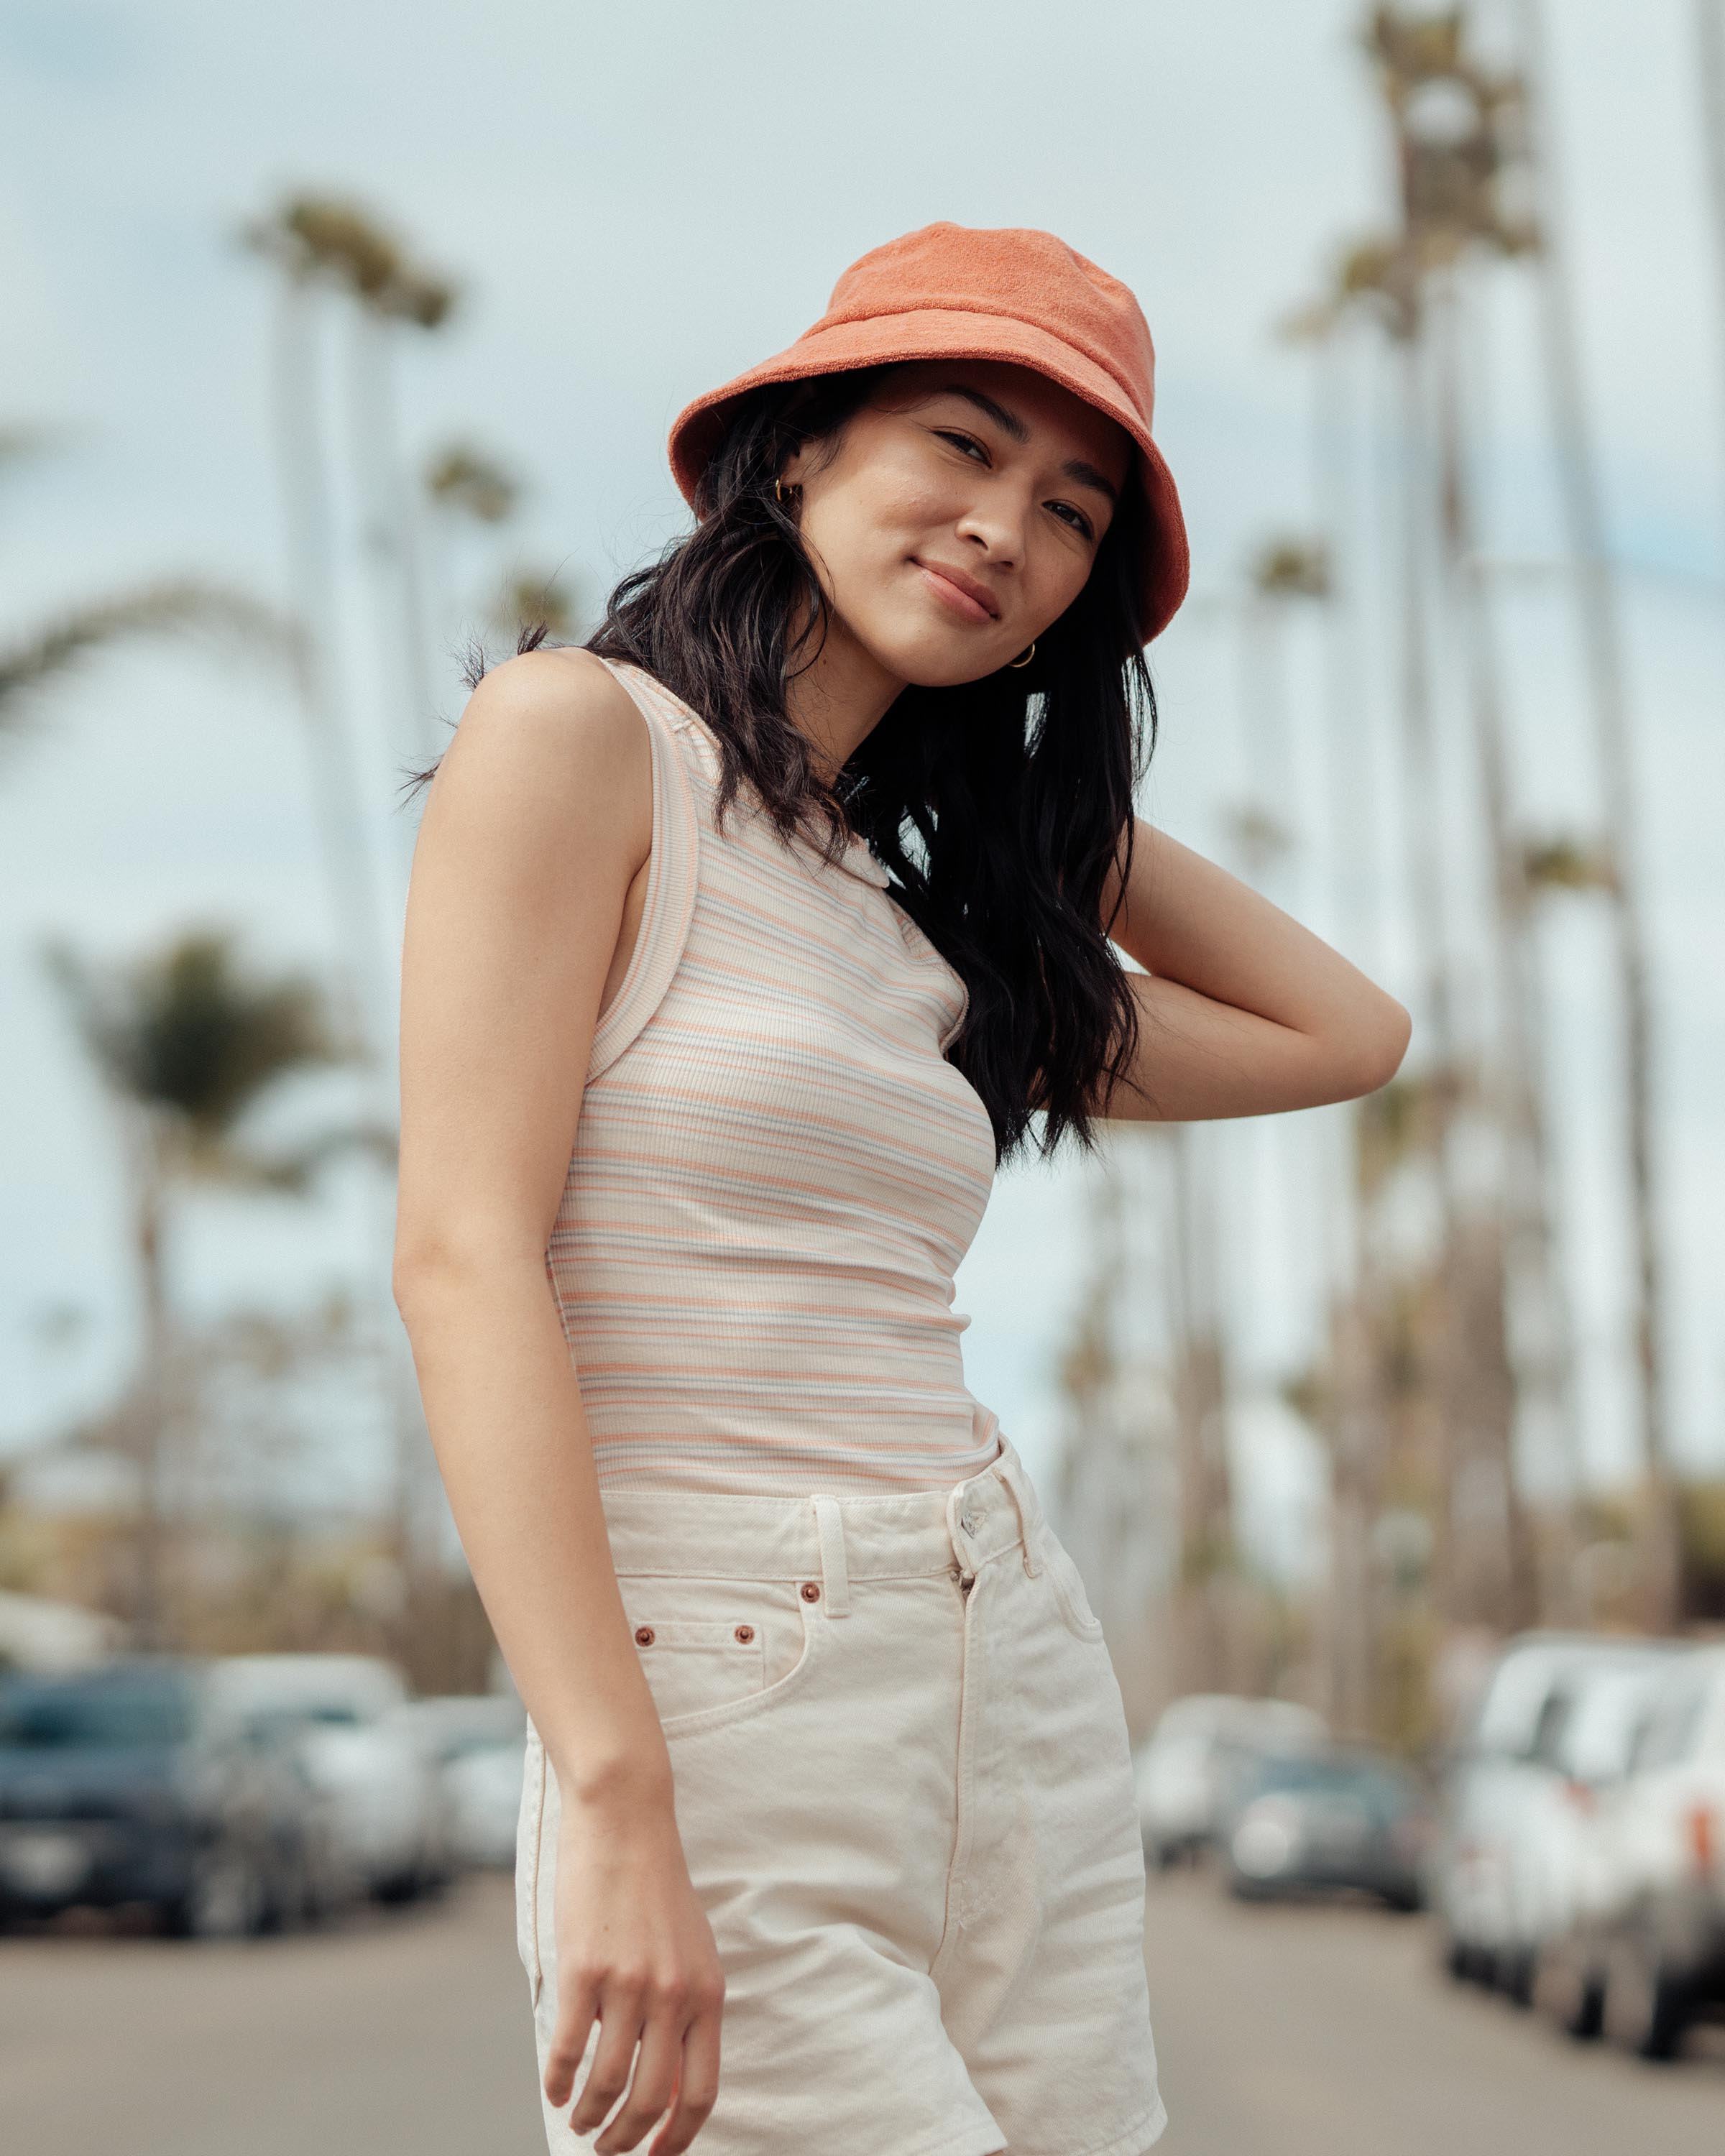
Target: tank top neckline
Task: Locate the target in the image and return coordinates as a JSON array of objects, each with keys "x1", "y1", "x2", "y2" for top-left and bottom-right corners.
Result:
[{"x1": 605, "y1": 658, "x2": 893, "y2": 890}]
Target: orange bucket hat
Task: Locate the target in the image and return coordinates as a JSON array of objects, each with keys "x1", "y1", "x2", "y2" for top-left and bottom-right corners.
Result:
[{"x1": 667, "y1": 221, "x2": 1190, "y2": 645}]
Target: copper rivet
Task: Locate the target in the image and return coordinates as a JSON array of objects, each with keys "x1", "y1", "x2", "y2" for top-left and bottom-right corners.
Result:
[
  {"x1": 800, "y1": 1581, "x2": 821, "y2": 1602},
  {"x1": 634, "y1": 1625, "x2": 654, "y2": 1646},
  {"x1": 734, "y1": 1623, "x2": 754, "y2": 1643}
]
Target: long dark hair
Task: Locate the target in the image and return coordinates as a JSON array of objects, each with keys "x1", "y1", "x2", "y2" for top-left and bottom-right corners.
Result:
[{"x1": 411, "y1": 363, "x2": 1159, "y2": 1164}]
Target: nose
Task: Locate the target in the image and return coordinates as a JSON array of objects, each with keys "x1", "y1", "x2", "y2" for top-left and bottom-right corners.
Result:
[{"x1": 952, "y1": 480, "x2": 1026, "y2": 572}]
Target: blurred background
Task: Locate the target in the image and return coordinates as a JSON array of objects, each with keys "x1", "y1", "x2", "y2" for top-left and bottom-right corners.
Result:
[{"x1": 3, "y1": 1, "x2": 1724, "y2": 2149}]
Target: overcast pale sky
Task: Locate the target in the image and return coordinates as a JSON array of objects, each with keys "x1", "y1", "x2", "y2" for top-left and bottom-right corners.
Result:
[{"x1": 3, "y1": 0, "x2": 1722, "y2": 1578}]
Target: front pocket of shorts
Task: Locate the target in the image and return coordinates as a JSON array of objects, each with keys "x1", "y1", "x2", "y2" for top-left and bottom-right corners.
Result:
[
  {"x1": 617, "y1": 1576, "x2": 819, "y2": 1739},
  {"x1": 1038, "y1": 1525, "x2": 1107, "y2": 1641}
]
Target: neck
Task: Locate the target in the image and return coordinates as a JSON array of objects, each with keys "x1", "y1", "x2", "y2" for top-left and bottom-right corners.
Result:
[{"x1": 782, "y1": 603, "x2": 903, "y2": 783}]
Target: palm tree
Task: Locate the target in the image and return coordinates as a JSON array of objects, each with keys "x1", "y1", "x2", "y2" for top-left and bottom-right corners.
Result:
[
  {"x1": 1, "y1": 423, "x2": 298, "y2": 757},
  {"x1": 489, "y1": 564, "x2": 582, "y2": 645},
  {"x1": 422, "y1": 439, "x2": 521, "y2": 684},
  {"x1": 238, "y1": 195, "x2": 460, "y2": 1590},
  {"x1": 239, "y1": 196, "x2": 459, "y2": 785},
  {"x1": 236, "y1": 199, "x2": 397, "y2": 1062},
  {"x1": 1266, "y1": 9, "x2": 1547, "y2": 1646},
  {"x1": 1513, "y1": 0, "x2": 1679, "y2": 1626},
  {"x1": 1162, "y1": 1124, "x2": 1238, "y2": 1697},
  {"x1": 0, "y1": 581, "x2": 297, "y2": 742},
  {"x1": 1429, "y1": 278, "x2": 1583, "y2": 1618},
  {"x1": 41, "y1": 928, "x2": 377, "y2": 1646}
]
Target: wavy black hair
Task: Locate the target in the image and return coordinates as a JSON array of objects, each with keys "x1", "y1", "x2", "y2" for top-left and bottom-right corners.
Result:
[{"x1": 410, "y1": 362, "x2": 1159, "y2": 1164}]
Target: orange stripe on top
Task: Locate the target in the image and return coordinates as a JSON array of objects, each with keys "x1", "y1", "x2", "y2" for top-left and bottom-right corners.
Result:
[{"x1": 546, "y1": 658, "x2": 1005, "y2": 1496}]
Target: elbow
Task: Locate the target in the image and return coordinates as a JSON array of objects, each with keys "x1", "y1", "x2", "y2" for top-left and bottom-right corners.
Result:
[
  {"x1": 1341, "y1": 993, "x2": 1412, "y2": 1100},
  {"x1": 391, "y1": 1230, "x2": 544, "y2": 1327},
  {"x1": 392, "y1": 1245, "x2": 443, "y2": 1327}
]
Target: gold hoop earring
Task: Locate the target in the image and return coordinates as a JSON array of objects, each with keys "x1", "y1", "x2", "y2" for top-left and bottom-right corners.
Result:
[
  {"x1": 774, "y1": 476, "x2": 800, "y2": 505},
  {"x1": 1008, "y1": 640, "x2": 1036, "y2": 669}
]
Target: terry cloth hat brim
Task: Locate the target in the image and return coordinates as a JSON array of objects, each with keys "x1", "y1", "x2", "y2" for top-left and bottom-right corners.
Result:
[{"x1": 668, "y1": 308, "x2": 1189, "y2": 646}]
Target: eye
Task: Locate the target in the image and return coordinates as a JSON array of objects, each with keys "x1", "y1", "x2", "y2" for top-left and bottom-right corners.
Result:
[
  {"x1": 1048, "y1": 500, "x2": 1095, "y2": 541},
  {"x1": 932, "y1": 428, "x2": 990, "y2": 464}
]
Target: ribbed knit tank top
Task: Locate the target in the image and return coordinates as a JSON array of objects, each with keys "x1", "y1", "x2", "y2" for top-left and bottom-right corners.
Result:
[{"x1": 546, "y1": 656, "x2": 1006, "y2": 1496}]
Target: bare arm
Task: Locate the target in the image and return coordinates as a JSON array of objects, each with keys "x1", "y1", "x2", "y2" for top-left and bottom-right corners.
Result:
[
  {"x1": 1094, "y1": 817, "x2": 1411, "y2": 1120},
  {"x1": 392, "y1": 647, "x2": 720, "y2": 2154}
]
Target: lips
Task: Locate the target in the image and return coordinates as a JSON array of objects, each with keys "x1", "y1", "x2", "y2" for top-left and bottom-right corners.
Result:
[{"x1": 914, "y1": 558, "x2": 1000, "y2": 622}]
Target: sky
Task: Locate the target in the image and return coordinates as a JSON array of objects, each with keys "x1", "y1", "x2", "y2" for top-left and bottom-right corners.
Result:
[{"x1": 2, "y1": 0, "x2": 1723, "y2": 1583}]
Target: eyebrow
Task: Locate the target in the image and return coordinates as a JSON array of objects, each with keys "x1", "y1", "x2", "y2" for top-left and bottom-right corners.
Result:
[{"x1": 934, "y1": 383, "x2": 1121, "y2": 508}]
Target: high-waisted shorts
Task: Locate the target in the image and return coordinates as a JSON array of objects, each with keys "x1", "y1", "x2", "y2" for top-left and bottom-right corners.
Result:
[{"x1": 514, "y1": 1433, "x2": 1167, "y2": 2156}]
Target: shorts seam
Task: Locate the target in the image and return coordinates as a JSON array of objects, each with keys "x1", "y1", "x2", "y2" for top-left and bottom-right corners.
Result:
[{"x1": 1068, "y1": 2093, "x2": 1169, "y2": 2156}]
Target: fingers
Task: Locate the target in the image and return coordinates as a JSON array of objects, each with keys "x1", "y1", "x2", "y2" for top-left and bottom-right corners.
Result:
[
  {"x1": 645, "y1": 2005, "x2": 723, "y2": 2156},
  {"x1": 549, "y1": 1968, "x2": 725, "y2": 2155},
  {"x1": 541, "y1": 1961, "x2": 602, "y2": 2111},
  {"x1": 565, "y1": 1976, "x2": 644, "y2": 2139},
  {"x1": 590, "y1": 1986, "x2": 687, "y2": 2155}
]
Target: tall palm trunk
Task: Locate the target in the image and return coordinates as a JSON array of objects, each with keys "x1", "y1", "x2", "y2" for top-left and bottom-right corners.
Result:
[
  {"x1": 1309, "y1": 319, "x2": 1389, "y2": 1736},
  {"x1": 124, "y1": 1110, "x2": 172, "y2": 1648},
  {"x1": 341, "y1": 303, "x2": 442, "y2": 1601},
  {"x1": 270, "y1": 272, "x2": 426, "y2": 1610},
  {"x1": 1387, "y1": 324, "x2": 1480, "y2": 1623},
  {"x1": 1429, "y1": 271, "x2": 1563, "y2": 1625},
  {"x1": 1167, "y1": 1125, "x2": 1235, "y2": 1697},
  {"x1": 270, "y1": 273, "x2": 393, "y2": 1056},
  {"x1": 1516, "y1": 0, "x2": 1678, "y2": 1628},
  {"x1": 347, "y1": 303, "x2": 441, "y2": 788}
]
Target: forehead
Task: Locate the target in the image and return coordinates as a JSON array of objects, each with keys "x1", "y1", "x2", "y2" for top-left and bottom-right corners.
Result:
[{"x1": 875, "y1": 357, "x2": 1133, "y2": 482}]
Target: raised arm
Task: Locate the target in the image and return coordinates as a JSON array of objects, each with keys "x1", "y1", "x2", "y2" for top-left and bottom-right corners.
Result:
[
  {"x1": 1093, "y1": 816, "x2": 1411, "y2": 1121},
  {"x1": 392, "y1": 646, "x2": 722, "y2": 2153}
]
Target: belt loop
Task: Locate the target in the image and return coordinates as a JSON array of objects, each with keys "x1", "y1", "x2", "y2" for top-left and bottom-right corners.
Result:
[
  {"x1": 811, "y1": 1495, "x2": 852, "y2": 1616},
  {"x1": 996, "y1": 1452, "x2": 1041, "y2": 1576}
]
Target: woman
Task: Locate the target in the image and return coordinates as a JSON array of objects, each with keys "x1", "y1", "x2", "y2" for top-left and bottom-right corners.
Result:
[{"x1": 393, "y1": 222, "x2": 1409, "y2": 2156}]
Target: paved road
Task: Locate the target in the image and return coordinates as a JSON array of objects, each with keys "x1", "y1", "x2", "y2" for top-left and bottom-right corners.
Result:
[
  {"x1": 3, "y1": 1867, "x2": 1721, "y2": 2153},
  {"x1": 1144, "y1": 1869, "x2": 1724, "y2": 2155},
  {"x1": 0, "y1": 1874, "x2": 545, "y2": 2155}
]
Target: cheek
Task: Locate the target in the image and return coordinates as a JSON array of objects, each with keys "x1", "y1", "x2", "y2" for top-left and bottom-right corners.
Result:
[
  {"x1": 803, "y1": 464, "x2": 960, "y2": 595},
  {"x1": 1023, "y1": 543, "x2": 1095, "y2": 634}
]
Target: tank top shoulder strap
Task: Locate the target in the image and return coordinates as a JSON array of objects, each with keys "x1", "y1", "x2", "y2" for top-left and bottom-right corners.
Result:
[{"x1": 586, "y1": 655, "x2": 702, "y2": 1082}]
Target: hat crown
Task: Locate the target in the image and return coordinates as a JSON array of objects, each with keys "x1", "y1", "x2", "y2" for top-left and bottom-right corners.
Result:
[{"x1": 816, "y1": 221, "x2": 1157, "y2": 428}]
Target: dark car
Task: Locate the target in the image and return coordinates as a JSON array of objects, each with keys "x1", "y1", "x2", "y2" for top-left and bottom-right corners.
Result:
[
  {"x1": 1220, "y1": 1746, "x2": 1433, "y2": 1910},
  {"x1": 0, "y1": 1656, "x2": 312, "y2": 1937}
]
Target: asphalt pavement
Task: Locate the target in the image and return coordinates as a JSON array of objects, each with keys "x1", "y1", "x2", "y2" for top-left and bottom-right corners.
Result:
[
  {"x1": 2, "y1": 1868, "x2": 1721, "y2": 2153},
  {"x1": 0, "y1": 1875, "x2": 545, "y2": 2155},
  {"x1": 1143, "y1": 1867, "x2": 1725, "y2": 2155}
]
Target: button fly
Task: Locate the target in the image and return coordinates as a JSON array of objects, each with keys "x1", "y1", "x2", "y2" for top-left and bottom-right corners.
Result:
[{"x1": 960, "y1": 1508, "x2": 978, "y2": 1536}]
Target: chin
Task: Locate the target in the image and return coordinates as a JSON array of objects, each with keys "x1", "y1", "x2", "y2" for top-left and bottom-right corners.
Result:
[{"x1": 862, "y1": 626, "x2": 1008, "y2": 690}]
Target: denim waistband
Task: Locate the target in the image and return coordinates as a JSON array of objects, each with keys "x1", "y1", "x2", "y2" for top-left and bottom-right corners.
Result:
[{"x1": 596, "y1": 1434, "x2": 1048, "y2": 1614}]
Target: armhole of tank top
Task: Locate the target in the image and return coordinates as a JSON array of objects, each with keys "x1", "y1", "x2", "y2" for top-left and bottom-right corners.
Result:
[
  {"x1": 585, "y1": 657, "x2": 700, "y2": 1083},
  {"x1": 936, "y1": 980, "x2": 970, "y2": 1057}
]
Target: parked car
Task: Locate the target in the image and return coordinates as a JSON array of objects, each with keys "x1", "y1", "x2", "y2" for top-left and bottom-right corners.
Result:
[
  {"x1": 1490, "y1": 1642, "x2": 1684, "y2": 2009},
  {"x1": 385, "y1": 1694, "x2": 526, "y2": 1877},
  {"x1": 203, "y1": 1654, "x2": 441, "y2": 1903},
  {"x1": 1134, "y1": 1695, "x2": 1327, "y2": 1867},
  {"x1": 0, "y1": 1656, "x2": 308, "y2": 1937},
  {"x1": 1221, "y1": 1744, "x2": 1433, "y2": 1909},
  {"x1": 441, "y1": 1737, "x2": 527, "y2": 1869},
  {"x1": 1581, "y1": 1646, "x2": 1725, "y2": 2058},
  {"x1": 1430, "y1": 1631, "x2": 1679, "y2": 1991}
]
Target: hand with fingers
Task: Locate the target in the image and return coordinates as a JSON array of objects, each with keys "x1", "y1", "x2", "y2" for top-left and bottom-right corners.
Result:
[{"x1": 544, "y1": 1797, "x2": 727, "y2": 2154}]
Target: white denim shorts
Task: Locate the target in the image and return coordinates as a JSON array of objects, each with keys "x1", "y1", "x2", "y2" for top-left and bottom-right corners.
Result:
[{"x1": 515, "y1": 1434, "x2": 1167, "y2": 2156}]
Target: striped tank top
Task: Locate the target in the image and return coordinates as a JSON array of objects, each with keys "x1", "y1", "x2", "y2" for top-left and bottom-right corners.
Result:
[{"x1": 546, "y1": 656, "x2": 1006, "y2": 1496}]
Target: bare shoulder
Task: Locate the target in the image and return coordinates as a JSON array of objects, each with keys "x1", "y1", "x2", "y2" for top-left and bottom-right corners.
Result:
[{"x1": 422, "y1": 647, "x2": 651, "y2": 874}]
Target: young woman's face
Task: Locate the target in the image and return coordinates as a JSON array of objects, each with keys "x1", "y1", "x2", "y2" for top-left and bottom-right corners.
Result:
[{"x1": 781, "y1": 359, "x2": 1134, "y2": 687}]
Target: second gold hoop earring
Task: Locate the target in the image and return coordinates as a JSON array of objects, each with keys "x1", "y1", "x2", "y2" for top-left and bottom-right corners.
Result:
[{"x1": 1008, "y1": 640, "x2": 1036, "y2": 669}]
